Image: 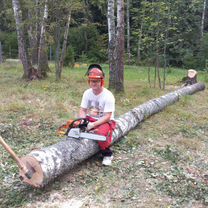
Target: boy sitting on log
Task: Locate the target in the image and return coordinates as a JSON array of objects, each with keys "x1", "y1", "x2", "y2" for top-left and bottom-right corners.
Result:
[{"x1": 79, "y1": 64, "x2": 116, "y2": 166}]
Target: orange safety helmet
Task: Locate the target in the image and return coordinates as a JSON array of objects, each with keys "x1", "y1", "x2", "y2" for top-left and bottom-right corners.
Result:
[{"x1": 86, "y1": 64, "x2": 105, "y2": 86}]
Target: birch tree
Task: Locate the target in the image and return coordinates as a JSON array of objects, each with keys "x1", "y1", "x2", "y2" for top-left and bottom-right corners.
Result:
[
  {"x1": 201, "y1": 0, "x2": 207, "y2": 39},
  {"x1": 54, "y1": 0, "x2": 82, "y2": 80},
  {"x1": 154, "y1": 10, "x2": 162, "y2": 89},
  {"x1": 37, "y1": 0, "x2": 49, "y2": 78},
  {"x1": 115, "y1": 0, "x2": 125, "y2": 92},
  {"x1": 56, "y1": 10, "x2": 72, "y2": 80},
  {"x1": 108, "y1": 0, "x2": 116, "y2": 89},
  {"x1": 137, "y1": 23, "x2": 143, "y2": 64},
  {"x1": 163, "y1": 2, "x2": 171, "y2": 90},
  {"x1": 27, "y1": 0, "x2": 39, "y2": 65},
  {"x1": 107, "y1": 0, "x2": 125, "y2": 92},
  {"x1": 12, "y1": 0, "x2": 49, "y2": 79},
  {"x1": 12, "y1": 0, "x2": 32, "y2": 79},
  {"x1": 126, "y1": 0, "x2": 131, "y2": 65}
]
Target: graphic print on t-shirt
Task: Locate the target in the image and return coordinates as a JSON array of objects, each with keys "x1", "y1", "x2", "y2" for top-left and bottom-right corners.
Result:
[{"x1": 87, "y1": 100, "x2": 104, "y2": 118}]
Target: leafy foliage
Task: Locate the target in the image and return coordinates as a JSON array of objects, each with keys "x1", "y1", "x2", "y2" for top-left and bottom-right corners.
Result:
[
  {"x1": 2, "y1": 0, "x2": 208, "y2": 70},
  {"x1": 68, "y1": 24, "x2": 107, "y2": 63}
]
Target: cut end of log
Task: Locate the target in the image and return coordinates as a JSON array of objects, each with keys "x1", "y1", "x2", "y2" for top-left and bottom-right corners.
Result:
[{"x1": 19, "y1": 156, "x2": 44, "y2": 188}]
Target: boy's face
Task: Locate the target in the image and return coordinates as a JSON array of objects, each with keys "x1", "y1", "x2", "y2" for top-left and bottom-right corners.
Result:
[{"x1": 89, "y1": 79, "x2": 102, "y2": 92}]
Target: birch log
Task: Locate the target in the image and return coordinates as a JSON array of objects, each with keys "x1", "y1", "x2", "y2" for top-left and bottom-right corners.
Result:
[{"x1": 19, "y1": 83, "x2": 205, "y2": 188}]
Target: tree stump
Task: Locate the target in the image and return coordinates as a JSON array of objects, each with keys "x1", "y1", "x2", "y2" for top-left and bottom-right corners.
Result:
[{"x1": 182, "y1": 69, "x2": 197, "y2": 86}]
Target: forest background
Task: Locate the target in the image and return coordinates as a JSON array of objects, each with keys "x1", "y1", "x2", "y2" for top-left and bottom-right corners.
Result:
[{"x1": 1, "y1": 0, "x2": 208, "y2": 83}]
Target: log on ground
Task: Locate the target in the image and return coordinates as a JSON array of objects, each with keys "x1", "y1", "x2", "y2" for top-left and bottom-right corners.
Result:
[{"x1": 19, "y1": 83, "x2": 205, "y2": 188}]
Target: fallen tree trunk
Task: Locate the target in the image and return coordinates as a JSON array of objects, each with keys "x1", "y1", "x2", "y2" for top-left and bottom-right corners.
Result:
[{"x1": 19, "y1": 83, "x2": 205, "y2": 188}]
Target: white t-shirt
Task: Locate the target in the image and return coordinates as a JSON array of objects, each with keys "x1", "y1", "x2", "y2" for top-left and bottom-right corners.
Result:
[{"x1": 80, "y1": 88, "x2": 115, "y2": 120}]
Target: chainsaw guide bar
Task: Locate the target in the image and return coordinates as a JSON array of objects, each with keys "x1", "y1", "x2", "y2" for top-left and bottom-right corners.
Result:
[{"x1": 67, "y1": 128, "x2": 106, "y2": 141}]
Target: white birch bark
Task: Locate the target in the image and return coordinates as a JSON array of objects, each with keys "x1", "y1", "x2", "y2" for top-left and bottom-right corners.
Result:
[
  {"x1": 137, "y1": 23, "x2": 143, "y2": 64},
  {"x1": 115, "y1": 0, "x2": 125, "y2": 92},
  {"x1": 163, "y1": 4, "x2": 171, "y2": 90},
  {"x1": 27, "y1": 0, "x2": 39, "y2": 65},
  {"x1": 27, "y1": 11, "x2": 34, "y2": 59},
  {"x1": 108, "y1": 0, "x2": 116, "y2": 89},
  {"x1": 126, "y1": 0, "x2": 131, "y2": 64},
  {"x1": 55, "y1": 21, "x2": 61, "y2": 81},
  {"x1": 37, "y1": 0, "x2": 49, "y2": 77},
  {"x1": 57, "y1": 10, "x2": 72, "y2": 78},
  {"x1": 19, "y1": 83, "x2": 205, "y2": 188},
  {"x1": 12, "y1": 0, "x2": 31, "y2": 79},
  {"x1": 201, "y1": 0, "x2": 207, "y2": 38}
]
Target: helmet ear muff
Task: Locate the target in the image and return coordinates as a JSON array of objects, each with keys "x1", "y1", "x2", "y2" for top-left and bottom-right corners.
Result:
[{"x1": 101, "y1": 79, "x2": 104, "y2": 87}]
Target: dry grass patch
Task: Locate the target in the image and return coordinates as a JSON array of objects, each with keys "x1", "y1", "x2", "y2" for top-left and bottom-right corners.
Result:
[{"x1": 0, "y1": 63, "x2": 208, "y2": 207}]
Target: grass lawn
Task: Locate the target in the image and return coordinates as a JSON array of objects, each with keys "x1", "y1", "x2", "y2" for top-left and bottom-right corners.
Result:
[{"x1": 0, "y1": 61, "x2": 208, "y2": 207}]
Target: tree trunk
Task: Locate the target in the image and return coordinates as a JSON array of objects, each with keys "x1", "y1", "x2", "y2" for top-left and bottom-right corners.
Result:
[
  {"x1": 55, "y1": 8, "x2": 71, "y2": 81},
  {"x1": 163, "y1": 4, "x2": 171, "y2": 90},
  {"x1": 33, "y1": 0, "x2": 41, "y2": 65},
  {"x1": 37, "y1": 0, "x2": 49, "y2": 78},
  {"x1": 84, "y1": 30, "x2": 88, "y2": 52},
  {"x1": 0, "y1": 41, "x2": 3, "y2": 64},
  {"x1": 12, "y1": 0, "x2": 32, "y2": 79},
  {"x1": 59, "y1": 10, "x2": 72, "y2": 71},
  {"x1": 154, "y1": 62, "x2": 157, "y2": 88},
  {"x1": 49, "y1": 45, "x2": 53, "y2": 61},
  {"x1": 55, "y1": 20, "x2": 61, "y2": 81},
  {"x1": 108, "y1": 0, "x2": 116, "y2": 89},
  {"x1": 155, "y1": 10, "x2": 162, "y2": 89},
  {"x1": 18, "y1": 83, "x2": 205, "y2": 188},
  {"x1": 27, "y1": 1, "x2": 39, "y2": 66},
  {"x1": 137, "y1": 23, "x2": 143, "y2": 65},
  {"x1": 201, "y1": 0, "x2": 207, "y2": 38},
  {"x1": 156, "y1": 53, "x2": 162, "y2": 89},
  {"x1": 115, "y1": 0, "x2": 125, "y2": 92},
  {"x1": 148, "y1": 65, "x2": 151, "y2": 87},
  {"x1": 126, "y1": 0, "x2": 131, "y2": 65}
]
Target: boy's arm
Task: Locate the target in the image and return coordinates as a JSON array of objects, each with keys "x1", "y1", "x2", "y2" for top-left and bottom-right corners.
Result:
[
  {"x1": 87, "y1": 112, "x2": 112, "y2": 131},
  {"x1": 79, "y1": 107, "x2": 87, "y2": 118}
]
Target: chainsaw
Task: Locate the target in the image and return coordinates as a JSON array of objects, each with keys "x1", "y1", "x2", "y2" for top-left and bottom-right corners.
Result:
[{"x1": 57, "y1": 118, "x2": 106, "y2": 141}]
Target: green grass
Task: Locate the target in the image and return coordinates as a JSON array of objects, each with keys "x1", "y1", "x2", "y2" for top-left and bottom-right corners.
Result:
[{"x1": 0, "y1": 61, "x2": 208, "y2": 207}]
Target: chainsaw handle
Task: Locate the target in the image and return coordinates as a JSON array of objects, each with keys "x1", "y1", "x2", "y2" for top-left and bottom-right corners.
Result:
[
  {"x1": 65, "y1": 118, "x2": 89, "y2": 136},
  {"x1": 70, "y1": 118, "x2": 89, "y2": 129}
]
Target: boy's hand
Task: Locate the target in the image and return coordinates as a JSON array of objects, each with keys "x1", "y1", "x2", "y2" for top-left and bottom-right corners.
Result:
[{"x1": 86, "y1": 122, "x2": 95, "y2": 131}]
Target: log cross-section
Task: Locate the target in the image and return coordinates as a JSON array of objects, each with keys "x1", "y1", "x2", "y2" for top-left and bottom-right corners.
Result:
[{"x1": 19, "y1": 83, "x2": 205, "y2": 188}]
